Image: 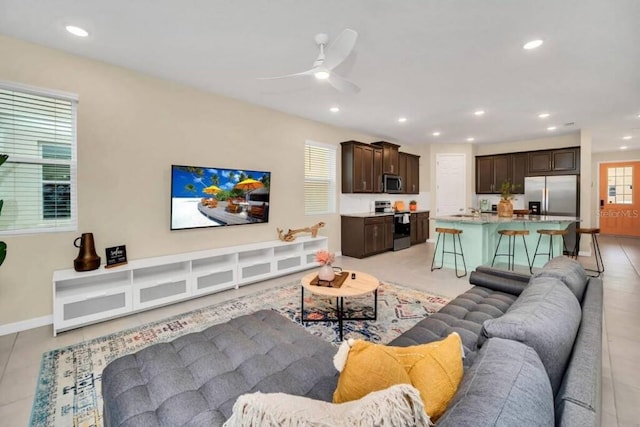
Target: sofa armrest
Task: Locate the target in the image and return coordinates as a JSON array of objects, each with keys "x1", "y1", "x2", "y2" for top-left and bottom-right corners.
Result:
[
  {"x1": 469, "y1": 269, "x2": 529, "y2": 296},
  {"x1": 474, "y1": 266, "x2": 531, "y2": 283}
]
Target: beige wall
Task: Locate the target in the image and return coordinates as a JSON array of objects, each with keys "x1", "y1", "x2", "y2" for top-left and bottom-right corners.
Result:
[{"x1": 0, "y1": 35, "x2": 379, "y2": 326}]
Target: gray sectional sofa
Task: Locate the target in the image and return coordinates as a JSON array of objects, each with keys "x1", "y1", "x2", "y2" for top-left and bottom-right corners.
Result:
[{"x1": 102, "y1": 256, "x2": 602, "y2": 426}]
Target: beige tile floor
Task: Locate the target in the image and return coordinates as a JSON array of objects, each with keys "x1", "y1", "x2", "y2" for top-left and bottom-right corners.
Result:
[{"x1": 0, "y1": 235, "x2": 638, "y2": 425}]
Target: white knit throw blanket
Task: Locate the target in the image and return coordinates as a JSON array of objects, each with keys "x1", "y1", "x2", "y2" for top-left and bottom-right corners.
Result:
[{"x1": 223, "y1": 384, "x2": 431, "y2": 427}]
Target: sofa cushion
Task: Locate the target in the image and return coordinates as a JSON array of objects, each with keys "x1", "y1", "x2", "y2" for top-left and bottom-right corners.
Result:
[
  {"x1": 479, "y1": 276, "x2": 582, "y2": 395},
  {"x1": 389, "y1": 286, "x2": 518, "y2": 359},
  {"x1": 332, "y1": 333, "x2": 463, "y2": 421},
  {"x1": 224, "y1": 383, "x2": 430, "y2": 427},
  {"x1": 533, "y1": 256, "x2": 588, "y2": 302},
  {"x1": 102, "y1": 310, "x2": 339, "y2": 427},
  {"x1": 437, "y1": 337, "x2": 554, "y2": 427}
]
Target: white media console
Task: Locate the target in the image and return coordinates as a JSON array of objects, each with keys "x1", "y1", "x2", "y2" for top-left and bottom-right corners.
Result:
[{"x1": 52, "y1": 236, "x2": 328, "y2": 335}]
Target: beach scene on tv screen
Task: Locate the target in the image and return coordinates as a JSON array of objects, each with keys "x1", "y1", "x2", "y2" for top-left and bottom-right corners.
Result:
[{"x1": 171, "y1": 166, "x2": 271, "y2": 230}]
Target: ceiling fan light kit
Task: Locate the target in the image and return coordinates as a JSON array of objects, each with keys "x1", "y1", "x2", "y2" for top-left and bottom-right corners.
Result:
[{"x1": 259, "y1": 28, "x2": 360, "y2": 94}]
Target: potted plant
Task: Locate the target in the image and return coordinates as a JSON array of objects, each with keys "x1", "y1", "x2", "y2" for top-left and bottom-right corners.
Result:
[
  {"x1": 498, "y1": 179, "x2": 516, "y2": 217},
  {"x1": 0, "y1": 154, "x2": 7, "y2": 267},
  {"x1": 409, "y1": 200, "x2": 417, "y2": 211}
]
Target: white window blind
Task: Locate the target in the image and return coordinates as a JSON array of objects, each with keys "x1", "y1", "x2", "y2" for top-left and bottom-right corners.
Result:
[
  {"x1": 0, "y1": 83, "x2": 78, "y2": 235},
  {"x1": 304, "y1": 141, "x2": 336, "y2": 215}
]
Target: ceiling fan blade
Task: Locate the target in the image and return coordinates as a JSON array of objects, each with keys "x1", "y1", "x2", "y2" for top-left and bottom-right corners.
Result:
[
  {"x1": 327, "y1": 73, "x2": 360, "y2": 94},
  {"x1": 323, "y1": 29, "x2": 358, "y2": 70},
  {"x1": 258, "y1": 69, "x2": 315, "y2": 80}
]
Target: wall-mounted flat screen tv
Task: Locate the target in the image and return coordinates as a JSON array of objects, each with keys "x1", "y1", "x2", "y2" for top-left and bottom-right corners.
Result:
[{"x1": 171, "y1": 165, "x2": 271, "y2": 230}]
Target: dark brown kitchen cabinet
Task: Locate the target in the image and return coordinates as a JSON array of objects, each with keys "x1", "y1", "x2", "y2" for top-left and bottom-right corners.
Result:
[
  {"x1": 399, "y1": 152, "x2": 420, "y2": 194},
  {"x1": 411, "y1": 212, "x2": 430, "y2": 244},
  {"x1": 373, "y1": 147, "x2": 384, "y2": 193},
  {"x1": 371, "y1": 141, "x2": 400, "y2": 175},
  {"x1": 341, "y1": 215, "x2": 393, "y2": 258},
  {"x1": 341, "y1": 141, "x2": 375, "y2": 193},
  {"x1": 476, "y1": 154, "x2": 511, "y2": 194},
  {"x1": 511, "y1": 153, "x2": 527, "y2": 194},
  {"x1": 527, "y1": 147, "x2": 580, "y2": 176}
]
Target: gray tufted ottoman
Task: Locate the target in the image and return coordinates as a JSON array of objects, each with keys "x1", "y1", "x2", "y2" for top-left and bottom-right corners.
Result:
[{"x1": 102, "y1": 310, "x2": 339, "y2": 427}]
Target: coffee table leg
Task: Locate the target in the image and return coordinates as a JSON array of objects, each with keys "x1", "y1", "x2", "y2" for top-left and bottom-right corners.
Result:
[
  {"x1": 373, "y1": 288, "x2": 378, "y2": 321},
  {"x1": 300, "y1": 286, "x2": 304, "y2": 323},
  {"x1": 338, "y1": 297, "x2": 344, "y2": 341}
]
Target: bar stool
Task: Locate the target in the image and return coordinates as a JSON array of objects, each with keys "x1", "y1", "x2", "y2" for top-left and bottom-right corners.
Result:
[
  {"x1": 573, "y1": 228, "x2": 604, "y2": 277},
  {"x1": 431, "y1": 227, "x2": 467, "y2": 278},
  {"x1": 530, "y1": 229, "x2": 569, "y2": 273},
  {"x1": 491, "y1": 229, "x2": 530, "y2": 271}
]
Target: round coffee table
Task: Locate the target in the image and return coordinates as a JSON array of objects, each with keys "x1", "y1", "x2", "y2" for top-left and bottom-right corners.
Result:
[{"x1": 300, "y1": 270, "x2": 380, "y2": 341}]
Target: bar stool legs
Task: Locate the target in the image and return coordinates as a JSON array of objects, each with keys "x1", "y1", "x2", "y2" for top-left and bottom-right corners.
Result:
[
  {"x1": 530, "y1": 229, "x2": 569, "y2": 273},
  {"x1": 491, "y1": 229, "x2": 530, "y2": 271},
  {"x1": 573, "y1": 228, "x2": 605, "y2": 277},
  {"x1": 431, "y1": 227, "x2": 467, "y2": 278}
]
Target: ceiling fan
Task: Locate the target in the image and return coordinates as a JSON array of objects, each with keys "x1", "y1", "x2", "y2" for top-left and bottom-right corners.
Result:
[{"x1": 259, "y1": 29, "x2": 360, "y2": 94}]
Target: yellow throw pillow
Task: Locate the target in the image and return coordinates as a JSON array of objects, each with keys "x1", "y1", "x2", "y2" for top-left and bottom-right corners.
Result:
[{"x1": 333, "y1": 333, "x2": 463, "y2": 421}]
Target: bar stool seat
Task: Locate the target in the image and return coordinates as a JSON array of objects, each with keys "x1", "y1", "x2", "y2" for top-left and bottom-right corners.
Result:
[
  {"x1": 573, "y1": 228, "x2": 604, "y2": 277},
  {"x1": 530, "y1": 229, "x2": 569, "y2": 273},
  {"x1": 491, "y1": 229, "x2": 530, "y2": 271},
  {"x1": 431, "y1": 227, "x2": 467, "y2": 278}
]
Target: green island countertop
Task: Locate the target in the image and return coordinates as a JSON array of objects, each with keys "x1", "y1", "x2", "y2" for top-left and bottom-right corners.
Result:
[{"x1": 431, "y1": 214, "x2": 579, "y2": 272}]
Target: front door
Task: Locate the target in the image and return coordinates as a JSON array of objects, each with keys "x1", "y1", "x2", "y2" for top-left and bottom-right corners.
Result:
[{"x1": 599, "y1": 161, "x2": 640, "y2": 236}]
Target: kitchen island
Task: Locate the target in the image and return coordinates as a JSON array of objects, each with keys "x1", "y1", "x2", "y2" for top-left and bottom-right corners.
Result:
[{"x1": 431, "y1": 214, "x2": 579, "y2": 272}]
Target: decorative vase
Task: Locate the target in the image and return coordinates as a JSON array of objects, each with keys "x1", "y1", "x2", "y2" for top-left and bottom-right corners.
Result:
[
  {"x1": 409, "y1": 204, "x2": 417, "y2": 211},
  {"x1": 497, "y1": 199, "x2": 514, "y2": 218},
  {"x1": 318, "y1": 264, "x2": 335, "y2": 282}
]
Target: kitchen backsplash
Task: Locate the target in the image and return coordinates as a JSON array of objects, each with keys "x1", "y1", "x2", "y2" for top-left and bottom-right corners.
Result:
[
  {"x1": 340, "y1": 193, "x2": 431, "y2": 214},
  {"x1": 473, "y1": 194, "x2": 526, "y2": 211}
]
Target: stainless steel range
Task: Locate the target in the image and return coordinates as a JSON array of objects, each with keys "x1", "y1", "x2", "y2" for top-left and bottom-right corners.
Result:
[{"x1": 393, "y1": 211, "x2": 411, "y2": 251}]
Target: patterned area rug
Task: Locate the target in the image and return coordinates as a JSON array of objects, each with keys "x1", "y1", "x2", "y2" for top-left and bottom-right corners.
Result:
[{"x1": 30, "y1": 281, "x2": 449, "y2": 427}]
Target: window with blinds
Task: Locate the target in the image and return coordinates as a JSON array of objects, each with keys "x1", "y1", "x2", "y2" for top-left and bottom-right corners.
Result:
[
  {"x1": 0, "y1": 83, "x2": 78, "y2": 234},
  {"x1": 304, "y1": 141, "x2": 336, "y2": 215}
]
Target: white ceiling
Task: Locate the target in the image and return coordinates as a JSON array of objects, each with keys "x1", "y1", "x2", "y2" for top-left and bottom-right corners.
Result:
[{"x1": 1, "y1": 0, "x2": 639, "y2": 153}]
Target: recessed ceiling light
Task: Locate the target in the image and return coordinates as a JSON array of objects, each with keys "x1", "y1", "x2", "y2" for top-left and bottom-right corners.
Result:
[
  {"x1": 466, "y1": 137, "x2": 475, "y2": 142},
  {"x1": 547, "y1": 126, "x2": 557, "y2": 131},
  {"x1": 620, "y1": 146, "x2": 628, "y2": 150},
  {"x1": 523, "y1": 39, "x2": 543, "y2": 50},
  {"x1": 432, "y1": 131, "x2": 441, "y2": 137},
  {"x1": 622, "y1": 135, "x2": 632, "y2": 140},
  {"x1": 474, "y1": 110, "x2": 485, "y2": 116},
  {"x1": 329, "y1": 106, "x2": 340, "y2": 113},
  {"x1": 65, "y1": 25, "x2": 89, "y2": 37},
  {"x1": 538, "y1": 113, "x2": 550, "y2": 118},
  {"x1": 398, "y1": 117, "x2": 407, "y2": 123},
  {"x1": 314, "y1": 70, "x2": 330, "y2": 80}
]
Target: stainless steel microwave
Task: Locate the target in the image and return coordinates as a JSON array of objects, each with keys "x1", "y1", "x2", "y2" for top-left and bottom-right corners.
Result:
[{"x1": 383, "y1": 174, "x2": 403, "y2": 193}]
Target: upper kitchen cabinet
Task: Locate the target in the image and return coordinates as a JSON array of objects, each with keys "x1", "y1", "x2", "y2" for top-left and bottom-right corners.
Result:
[
  {"x1": 373, "y1": 146, "x2": 384, "y2": 193},
  {"x1": 511, "y1": 153, "x2": 527, "y2": 194},
  {"x1": 341, "y1": 140, "x2": 375, "y2": 193},
  {"x1": 527, "y1": 147, "x2": 580, "y2": 176},
  {"x1": 371, "y1": 141, "x2": 400, "y2": 175},
  {"x1": 403, "y1": 153, "x2": 420, "y2": 194},
  {"x1": 476, "y1": 154, "x2": 511, "y2": 193}
]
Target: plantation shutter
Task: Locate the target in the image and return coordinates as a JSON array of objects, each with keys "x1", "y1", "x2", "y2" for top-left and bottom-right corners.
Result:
[
  {"x1": 304, "y1": 141, "x2": 336, "y2": 215},
  {"x1": 0, "y1": 83, "x2": 78, "y2": 234}
]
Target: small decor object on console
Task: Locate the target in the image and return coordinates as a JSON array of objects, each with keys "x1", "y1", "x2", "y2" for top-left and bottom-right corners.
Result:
[
  {"x1": 277, "y1": 222, "x2": 325, "y2": 242},
  {"x1": 316, "y1": 250, "x2": 336, "y2": 282},
  {"x1": 0, "y1": 154, "x2": 7, "y2": 267},
  {"x1": 105, "y1": 245, "x2": 128, "y2": 269},
  {"x1": 73, "y1": 233, "x2": 101, "y2": 272}
]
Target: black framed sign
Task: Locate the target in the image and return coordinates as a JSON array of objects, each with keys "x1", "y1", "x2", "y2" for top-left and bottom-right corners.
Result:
[{"x1": 105, "y1": 245, "x2": 127, "y2": 269}]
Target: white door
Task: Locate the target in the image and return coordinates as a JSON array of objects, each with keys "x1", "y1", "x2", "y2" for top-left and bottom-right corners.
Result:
[{"x1": 436, "y1": 153, "x2": 467, "y2": 216}]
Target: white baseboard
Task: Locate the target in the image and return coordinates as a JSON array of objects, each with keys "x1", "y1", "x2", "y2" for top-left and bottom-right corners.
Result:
[
  {"x1": 0, "y1": 315, "x2": 53, "y2": 336},
  {"x1": 578, "y1": 250, "x2": 592, "y2": 257}
]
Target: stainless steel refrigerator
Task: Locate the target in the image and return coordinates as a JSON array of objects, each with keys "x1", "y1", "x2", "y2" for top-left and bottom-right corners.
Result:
[{"x1": 524, "y1": 175, "x2": 579, "y2": 253}]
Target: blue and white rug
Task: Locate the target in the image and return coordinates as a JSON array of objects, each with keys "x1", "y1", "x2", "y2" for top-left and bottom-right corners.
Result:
[{"x1": 30, "y1": 281, "x2": 449, "y2": 426}]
